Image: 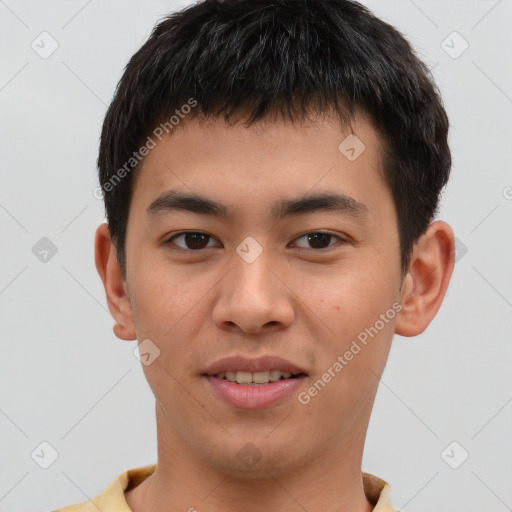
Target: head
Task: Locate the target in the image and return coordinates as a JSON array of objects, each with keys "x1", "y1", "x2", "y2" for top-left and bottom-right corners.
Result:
[
  {"x1": 95, "y1": 0, "x2": 454, "y2": 478},
  {"x1": 98, "y1": 0, "x2": 451, "y2": 280}
]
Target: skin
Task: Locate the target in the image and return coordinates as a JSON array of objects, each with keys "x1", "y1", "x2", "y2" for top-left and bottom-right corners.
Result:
[{"x1": 95, "y1": 111, "x2": 455, "y2": 512}]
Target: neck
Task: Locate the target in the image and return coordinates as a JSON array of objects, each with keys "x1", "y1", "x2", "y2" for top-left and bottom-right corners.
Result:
[{"x1": 125, "y1": 403, "x2": 374, "y2": 512}]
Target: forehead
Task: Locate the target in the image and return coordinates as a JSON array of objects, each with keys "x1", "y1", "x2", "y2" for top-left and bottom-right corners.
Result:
[{"x1": 129, "y1": 112, "x2": 390, "y2": 222}]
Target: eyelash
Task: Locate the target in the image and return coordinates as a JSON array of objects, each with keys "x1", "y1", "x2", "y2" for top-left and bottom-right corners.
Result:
[{"x1": 164, "y1": 231, "x2": 347, "y2": 252}]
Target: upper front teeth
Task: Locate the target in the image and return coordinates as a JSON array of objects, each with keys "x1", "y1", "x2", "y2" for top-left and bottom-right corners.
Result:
[{"x1": 216, "y1": 370, "x2": 293, "y2": 384}]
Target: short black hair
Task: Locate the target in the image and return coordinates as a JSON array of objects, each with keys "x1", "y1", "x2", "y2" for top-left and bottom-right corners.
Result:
[{"x1": 98, "y1": 0, "x2": 450, "y2": 279}]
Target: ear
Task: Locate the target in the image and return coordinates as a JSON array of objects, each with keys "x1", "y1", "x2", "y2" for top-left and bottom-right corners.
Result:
[
  {"x1": 395, "y1": 220, "x2": 455, "y2": 337},
  {"x1": 94, "y1": 223, "x2": 137, "y2": 341}
]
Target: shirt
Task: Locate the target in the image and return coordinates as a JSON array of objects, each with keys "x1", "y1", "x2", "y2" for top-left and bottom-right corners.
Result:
[{"x1": 53, "y1": 464, "x2": 398, "y2": 511}]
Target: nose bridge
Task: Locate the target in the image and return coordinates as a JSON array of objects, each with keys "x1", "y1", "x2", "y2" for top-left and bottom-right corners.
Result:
[
  {"x1": 212, "y1": 242, "x2": 294, "y2": 333},
  {"x1": 230, "y1": 243, "x2": 279, "y2": 305}
]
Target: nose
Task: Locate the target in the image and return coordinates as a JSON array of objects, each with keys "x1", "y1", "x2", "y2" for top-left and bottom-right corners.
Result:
[{"x1": 212, "y1": 249, "x2": 295, "y2": 335}]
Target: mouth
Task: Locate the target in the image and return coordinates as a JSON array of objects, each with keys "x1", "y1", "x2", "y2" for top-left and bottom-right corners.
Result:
[
  {"x1": 203, "y1": 356, "x2": 308, "y2": 409},
  {"x1": 211, "y1": 370, "x2": 307, "y2": 385}
]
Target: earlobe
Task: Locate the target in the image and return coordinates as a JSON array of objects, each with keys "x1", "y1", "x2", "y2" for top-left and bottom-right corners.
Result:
[
  {"x1": 94, "y1": 223, "x2": 137, "y2": 341},
  {"x1": 394, "y1": 220, "x2": 455, "y2": 337}
]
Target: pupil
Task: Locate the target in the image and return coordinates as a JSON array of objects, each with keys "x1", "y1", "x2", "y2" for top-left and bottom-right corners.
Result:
[
  {"x1": 308, "y1": 233, "x2": 330, "y2": 249},
  {"x1": 186, "y1": 232, "x2": 208, "y2": 249}
]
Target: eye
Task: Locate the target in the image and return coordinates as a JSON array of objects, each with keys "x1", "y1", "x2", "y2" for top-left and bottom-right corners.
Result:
[
  {"x1": 291, "y1": 231, "x2": 345, "y2": 250},
  {"x1": 165, "y1": 231, "x2": 220, "y2": 251},
  {"x1": 165, "y1": 230, "x2": 346, "y2": 252}
]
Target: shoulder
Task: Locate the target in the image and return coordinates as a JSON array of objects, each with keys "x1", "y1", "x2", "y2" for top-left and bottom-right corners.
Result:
[
  {"x1": 362, "y1": 472, "x2": 399, "y2": 512},
  {"x1": 51, "y1": 464, "x2": 156, "y2": 512}
]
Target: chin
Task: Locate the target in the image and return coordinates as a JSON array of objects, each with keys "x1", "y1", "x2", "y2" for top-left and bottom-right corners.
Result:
[{"x1": 200, "y1": 435, "x2": 309, "y2": 479}]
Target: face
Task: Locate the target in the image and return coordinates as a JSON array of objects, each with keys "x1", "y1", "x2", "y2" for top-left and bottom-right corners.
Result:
[{"x1": 119, "y1": 112, "x2": 405, "y2": 476}]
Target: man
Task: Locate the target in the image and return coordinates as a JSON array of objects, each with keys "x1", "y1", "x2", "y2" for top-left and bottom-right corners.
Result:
[{"x1": 55, "y1": 0, "x2": 454, "y2": 510}]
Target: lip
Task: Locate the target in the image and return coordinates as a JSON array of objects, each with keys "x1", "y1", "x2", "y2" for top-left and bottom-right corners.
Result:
[
  {"x1": 205, "y1": 374, "x2": 307, "y2": 410},
  {"x1": 203, "y1": 355, "x2": 307, "y2": 376},
  {"x1": 203, "y1": 355, "x2": 308, "y2": 410}
]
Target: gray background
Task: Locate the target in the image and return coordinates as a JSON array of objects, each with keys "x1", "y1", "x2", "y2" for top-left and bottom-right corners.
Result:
[{"x1": 1, "y1": 0, "x2": 511, "y2": 510}]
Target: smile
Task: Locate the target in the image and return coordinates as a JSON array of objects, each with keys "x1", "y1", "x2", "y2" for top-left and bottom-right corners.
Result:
[{"x1": 214, "y1": 370, "x2": 304, "y2": 384}]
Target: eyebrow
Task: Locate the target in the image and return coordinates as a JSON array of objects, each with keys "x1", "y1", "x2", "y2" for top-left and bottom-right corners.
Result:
[{"x1": 146, "y1": 189, "x2": 369, "y2": 222}]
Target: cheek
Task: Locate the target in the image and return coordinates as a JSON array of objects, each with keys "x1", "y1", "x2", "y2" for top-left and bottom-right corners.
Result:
[
  {"x1": 306, "y1": 264, "x2": 392, "y2": 337},
  {"x1": 302, "y1": 264, "x2": 399, "y2": 386},
  {"x1": 130, "y1": 262, "x2": 204, "y2": 336},
  {"x1": 131, "y1": 272, "x2": 201, "y2": 404},
  {"x1": 129, "y1": 262, "x2": 221, "y2": 373}
]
